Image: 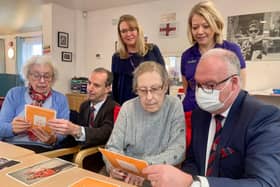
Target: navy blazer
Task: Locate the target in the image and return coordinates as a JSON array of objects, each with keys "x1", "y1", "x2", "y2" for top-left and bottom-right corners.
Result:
[{"x1": 182, "y1": 90, "x2": 280, "y2": 187}]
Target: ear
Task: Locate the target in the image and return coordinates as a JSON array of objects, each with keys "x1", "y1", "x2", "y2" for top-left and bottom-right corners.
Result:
[
  {"x1": 106, "y1": 85, "x2": 112, "y2": 93},
  {"x1": 231, "y1": 76, "x2": 240, "y2": 91},
  {"x1": 163, "y1": 83, "x2": 169, "y2": 93}
]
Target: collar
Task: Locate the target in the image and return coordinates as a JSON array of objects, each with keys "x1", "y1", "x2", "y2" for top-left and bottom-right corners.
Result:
[
  {"x1": 212, "y1": 104, "x2": 232, "y2": 119},
  {"x1": 90, "y1": 98, "x2": 106, "y2": 113},
  {"x1": 193, "y1": 41, "x2": 224, "y2": 56}
]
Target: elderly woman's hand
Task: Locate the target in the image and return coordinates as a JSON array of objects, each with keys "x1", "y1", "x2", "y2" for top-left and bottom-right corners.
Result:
[
  {"x1": 110, "y1": 168, "x2": 128, "y2": 180},
  {"x1": 124, "y1": 172, "x2": 144, "y2": 186},
  {"x1": 12, "y1": 116, "x2": 31, "y2": 134},
  {"x1": 30, "y1": 127, "x2": 57, "y2": 145},
  {"x1": 110, "y1": 168, "x2": 144, "y2": 186}
]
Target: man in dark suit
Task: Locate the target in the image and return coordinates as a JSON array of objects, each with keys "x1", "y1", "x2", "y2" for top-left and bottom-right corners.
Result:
[
  {"x1": 143, "y1": 48, "x2": 280, "y2": 187},
  {"x1": 48, "y1": 67, "x2": 118, "y2": 171}
]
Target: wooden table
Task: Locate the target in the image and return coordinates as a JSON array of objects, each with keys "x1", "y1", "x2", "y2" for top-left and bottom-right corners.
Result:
[
  {"x1": 0, "y1": 154, "x2": 49, "y2": 186},
  {"x1": 0, "y1": 147, "x2": 135, "y2": 187},
  {"x1": 0, "y1": 141, "x2": 34, "y2": 159},
  {"x1": 36, "y1": 167, "x2": 136, "y2": 187}
]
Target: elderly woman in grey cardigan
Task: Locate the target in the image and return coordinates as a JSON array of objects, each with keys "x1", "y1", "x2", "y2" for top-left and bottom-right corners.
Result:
[{"x1": 105, "y1": 61, "x2": 186, "y2": 186}]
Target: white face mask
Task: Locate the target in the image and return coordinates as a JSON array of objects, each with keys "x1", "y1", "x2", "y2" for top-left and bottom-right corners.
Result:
[{"x1": 196, "y1": 82, "x2": 231, "y2": 113}]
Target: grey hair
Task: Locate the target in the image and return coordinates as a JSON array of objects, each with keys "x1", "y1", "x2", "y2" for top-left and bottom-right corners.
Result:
[
  {"x1": 200, "y1": 48, "x2": 241, "y2": 76},
  {"x1": 132, "y1": 61, "x2": 168, "y2": 92},
  {"x1": 22, "y1": 55, "x2": 58, "y2": 83}
]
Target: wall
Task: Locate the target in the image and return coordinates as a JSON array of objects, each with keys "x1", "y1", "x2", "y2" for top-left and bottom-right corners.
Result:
[
  {"x1": 42, "y1": 4, "x2": 85, "y2": 94},
  {"x1": 84, "y1": 0, "x2": 280, "y2": 92},
  {"x1": 3, "y1": 0, "x2": 279, "y2": 94}
]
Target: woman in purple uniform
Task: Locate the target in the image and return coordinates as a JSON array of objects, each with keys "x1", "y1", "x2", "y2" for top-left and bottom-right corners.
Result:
[{"x1": 181, "y1": 1, "x2": 246, "y2": 148}]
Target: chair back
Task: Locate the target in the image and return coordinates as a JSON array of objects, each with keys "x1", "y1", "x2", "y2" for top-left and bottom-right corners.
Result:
[
  {"x1": 185, "y1": 111, "x2": 192, "y2": 150},
  {"x1": 113, "y1": 105, "x2": 121, "y2": 122},
  {"x1": 0, "y1": 97, "x2": 4, "y2": 110}
]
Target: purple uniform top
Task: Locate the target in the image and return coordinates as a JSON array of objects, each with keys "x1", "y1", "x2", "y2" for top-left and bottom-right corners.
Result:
[{"x1": 181, "y1": 40, "x2": 246, "y2": 112}]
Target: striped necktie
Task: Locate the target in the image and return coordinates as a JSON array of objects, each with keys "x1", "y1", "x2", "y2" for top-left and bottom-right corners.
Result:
[
  {"x1": 206, "y1": 114, "x2": 224, "y2": 176},
  {"x1": 89, "y1": 106, "x2": 95, "y2": 128}
]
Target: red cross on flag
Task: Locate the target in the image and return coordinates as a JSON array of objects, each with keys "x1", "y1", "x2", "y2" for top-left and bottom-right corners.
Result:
[{"x1": 159, "y1": 22, "x2": 177, "y2": 37}]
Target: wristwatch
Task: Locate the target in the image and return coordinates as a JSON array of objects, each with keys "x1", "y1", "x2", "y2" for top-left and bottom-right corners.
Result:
[{"x1": 74, "y1": 126, "x2": 83, "y2": 139}]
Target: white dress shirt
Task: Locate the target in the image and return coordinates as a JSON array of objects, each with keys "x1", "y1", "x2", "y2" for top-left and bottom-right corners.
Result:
[{"x1": 75, "y1": 99, "x2": 106, "y2": 141}]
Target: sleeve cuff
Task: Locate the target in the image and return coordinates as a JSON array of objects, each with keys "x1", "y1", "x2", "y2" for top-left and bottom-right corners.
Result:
[{"x1": 75, "y1": 126, "x2": 86, "y2": 141}]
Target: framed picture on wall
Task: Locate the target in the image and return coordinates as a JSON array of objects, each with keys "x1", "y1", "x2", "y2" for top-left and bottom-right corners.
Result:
[
  {"x1": 61, "y1": 51, "x2": 72, "y2": 62},
  {"x1": 58, "y1": 32, "x2": 69, "y2": 48}
]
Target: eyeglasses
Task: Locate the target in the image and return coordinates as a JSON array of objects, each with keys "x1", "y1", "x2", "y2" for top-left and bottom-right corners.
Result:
[
  {"x1": 29, "y1": 73, "x2": 53, "y2": 82},
  {"x1": 136, "y1": 85, "x2": 164, "y2": 97},
  {"x1": 120, "y1": 27, "x2": 137, "y2": 34},
  {"x1": 249, "y1": 29, "x2": 259, "y2": 34},
  {"x1": 196, "y1": 74, "x2": 237, "y2": 94}
]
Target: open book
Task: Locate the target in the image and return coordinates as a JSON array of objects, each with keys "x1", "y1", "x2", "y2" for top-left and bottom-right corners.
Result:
[
  {"x1": 25, "y1": 104, "x2": 56, "y2": 133},
  {"x1": 99, "y1": 148, "x2": 148, "y2": 177}
]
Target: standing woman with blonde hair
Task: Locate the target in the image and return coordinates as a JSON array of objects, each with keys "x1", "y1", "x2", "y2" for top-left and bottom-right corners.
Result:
[
  {"x1": 112, "y1": 14, "x2": 165, "y2": 105},
  {"x1": 181, "y1": 1, "x2": 246, "y2": 148}
]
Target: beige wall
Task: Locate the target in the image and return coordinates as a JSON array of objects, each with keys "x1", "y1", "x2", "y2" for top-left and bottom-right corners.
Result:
[
  {"x1": 3, "y1": 0, "x2": 280, "y2": 94},
  {"x1": 84, "y1": 0, "x2": 280, "y2": 92}
]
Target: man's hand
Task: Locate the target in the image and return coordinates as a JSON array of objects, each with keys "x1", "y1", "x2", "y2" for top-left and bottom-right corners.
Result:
[
  {"x1": 48, "y1": 119, "x2": 80, "y2": 137},
  {"x1": 142, "y1": 164, "x2": 193, "y2": 187},
  {"x1": 12, "y1": 116, "x2": 31, "y2": 134}
]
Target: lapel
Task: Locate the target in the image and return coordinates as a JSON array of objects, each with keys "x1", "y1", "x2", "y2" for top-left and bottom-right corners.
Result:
[
  {"x1": 194, "y1": 110, "x2": 212, "y2": 174},
  {"x1": 211, "y1": 91, "x2": 247, "y2": 176},
  {"x1": 93, "y1": 97, "x2": 110, "y2": 126},
  {"x1": 219, "y1": 91, "x2": 246, "y2": 148},
  {"x1": 84, "y1": 100, "x2": 91, "y2": 127}
]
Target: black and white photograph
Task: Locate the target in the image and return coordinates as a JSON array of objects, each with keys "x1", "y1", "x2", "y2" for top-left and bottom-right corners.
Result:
[
  {"x1": 227, "y1": 11, "x2": 280, "y2": 61},
  {"x1": 61, "y1": 51, "x2": 72, "y2": 62},
  {"x1": 0, "y1": 157, "x2": 20, "y2": 171},
  {"x1": 58, "y1": 32, "x2": 69, "y2": 48}
]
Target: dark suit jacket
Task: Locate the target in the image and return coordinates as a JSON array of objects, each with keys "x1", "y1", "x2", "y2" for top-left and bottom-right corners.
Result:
[
  {"x1": 182, "y1": 90, "x2": 280, "y2": 187},
  {"x1": 78, "y1": 96, "x2": 118, "y2": 148}
]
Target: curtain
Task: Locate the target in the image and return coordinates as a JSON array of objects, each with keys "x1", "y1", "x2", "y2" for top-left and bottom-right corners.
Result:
[
  {"x1": 16, "y1": 36, "x2": 24, "y2": 74},
  {"x1": 16, "y1": 36, "x2": 42, "y2": 75},
  {"x1": 0, "y1": 39, "x2": 5, "y2": 73}
]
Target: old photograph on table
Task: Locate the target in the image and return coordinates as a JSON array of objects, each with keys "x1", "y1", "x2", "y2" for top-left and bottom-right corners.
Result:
[
  {"x1": 7, "y1": 158, "x2": 75, "y2": 186},
  {"x1": 227, "y1": 11, "x2": 280, "y2": 61},
  {"x1": 0, "y1": 157, "x2": 20, "y2": 171}
]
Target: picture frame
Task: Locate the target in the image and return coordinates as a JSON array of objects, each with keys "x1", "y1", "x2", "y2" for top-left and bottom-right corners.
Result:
[
  {"x1": 61, "y1": 51, "x2": 72, "y2": 62},
  {"x1": 58, "y1": 32, "x2": 69, "y2": 48}
]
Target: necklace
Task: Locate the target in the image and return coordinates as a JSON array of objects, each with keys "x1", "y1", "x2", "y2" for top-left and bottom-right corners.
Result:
[
  {"x1": 130, "y1": 55, "x2": 137, "y2": 69},
  {"x1": 129, "y1": 54, "x2": 144, "y2": 69}
]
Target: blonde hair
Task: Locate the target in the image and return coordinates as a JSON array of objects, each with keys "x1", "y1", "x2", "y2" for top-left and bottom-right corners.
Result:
[
  {"x1": 187, "y1": 1, "x2": 224, "y2": 45},
  {"x1": 22, "y1": 55, "x2": 57, "y2": 83},
  {"x1": 117, "y1": 14, "x2": 149, "y2": 59}
]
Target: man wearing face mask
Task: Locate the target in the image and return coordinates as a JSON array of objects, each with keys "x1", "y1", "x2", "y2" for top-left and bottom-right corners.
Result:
[{"x1": 142, "y1": 48, "x2": 280, "y2": 187}]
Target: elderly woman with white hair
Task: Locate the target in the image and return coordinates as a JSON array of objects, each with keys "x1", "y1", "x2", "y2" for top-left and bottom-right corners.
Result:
[{"x1": 0, "y1": 55, "x2": 69, "y2": 153}]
